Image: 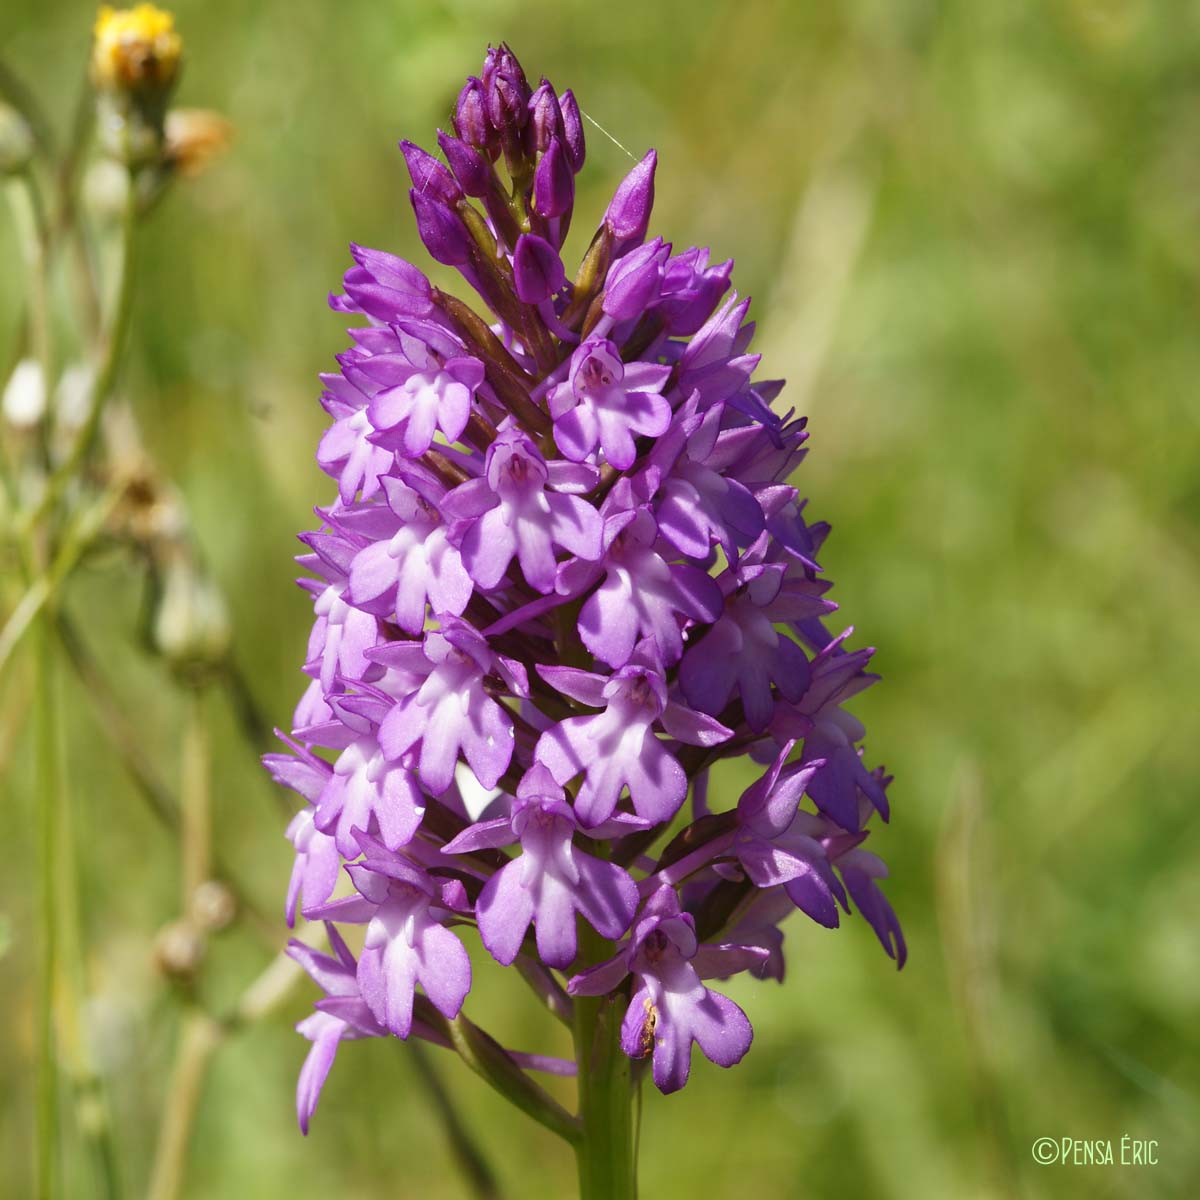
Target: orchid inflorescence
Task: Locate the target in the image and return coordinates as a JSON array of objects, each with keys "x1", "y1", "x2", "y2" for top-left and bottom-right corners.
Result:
[{"x1": 266, "y1": 41, "x2": 903, "y2": 1150}]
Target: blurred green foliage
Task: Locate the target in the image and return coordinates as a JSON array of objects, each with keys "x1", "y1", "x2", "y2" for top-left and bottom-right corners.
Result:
[{"x1": 2, "y1": 0, "x2": 1198, "y2": 1197}]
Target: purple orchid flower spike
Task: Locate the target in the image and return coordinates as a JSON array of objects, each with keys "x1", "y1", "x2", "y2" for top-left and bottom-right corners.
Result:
[
  {"x1": 442, "y1": 428, "x2": 603, "y2": 593},
  {"x1": 443, "y1": 763, "x2": 639, "y2": 967},
  {"x1": 569, "y1": 886, "x2": 763, "y2": 1094},
  {"x1": 273, "y1": 42, "x2": 901, "y2": 1187},
  {"x1": 548, "y1": 337, "x2": 672, "y2": 470},
  {"x1": 533, "y1": 641, "x2": 731, "y2": 828}
]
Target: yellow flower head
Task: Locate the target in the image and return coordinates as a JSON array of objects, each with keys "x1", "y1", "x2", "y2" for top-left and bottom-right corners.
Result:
[{"x1": 92, "y1": 5, "x2": 182, "y2": 92}]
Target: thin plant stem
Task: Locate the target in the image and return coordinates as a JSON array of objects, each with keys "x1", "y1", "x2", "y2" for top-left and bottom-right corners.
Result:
[
  {"x1": 181, "y1": 686, "x2": 211, "y2": 907},
  {"x1": 0, "y1": 470, "x2": 131, "y2": 675},
  {"x1": 55, "y1": 612, "x2": 279, "y2": 949},
  {"x1": 407, "y1": 1040, "x2": 503, "y2": 1200},
  {"x1": 6, "y1": 170, "x2": 54, "y2": 470},
  {"x1": 52, "y1": 698, "x2": 122, "y2": 1200},
  {"x1": 147, "y1": 681, "x2": 217, "y2": 1200},
  {"x1": 54, "y1": 70, "x2": 103, "y2": 343},
  {"x1": 19, "y1": 170, "x2": 138, "y2": 538},
  {"x1": 32, "y1": 611, "x2": 60, "y2": 1200},
  {"x1": 144, "y1": 1012, "x2": 222, "y2": 1200}
]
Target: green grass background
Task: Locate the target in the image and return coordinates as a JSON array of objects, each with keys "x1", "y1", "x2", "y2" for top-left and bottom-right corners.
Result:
[{"x1": 2, "y1": 0, "x2": 1198, "y2": 1196}]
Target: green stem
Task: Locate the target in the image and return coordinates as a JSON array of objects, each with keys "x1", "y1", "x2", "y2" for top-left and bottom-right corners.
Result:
[
  {"x1": 52, "y1": 694, "x2": 122, "y2": 1200},
  {"x1": 19, "y1": 170, "x2": 138, "y2": 538},
  {"x1": 32, "y1": 611, "x2": 60, "y2": 1200},
  {"x1": 147, "y1": 683, "x2": 217, "y2": 1200},
  {"x1": 572, "y1": 927, "x2": 638, "y2": 1200},
  {"x1": 56, "y1": 610, "x2": 279, "y2": 950},
  {"x1": 180, "y1": 686, "x2": 211, "y2": 908},
  {"x1": 6, "y1": 170, "x2": 54, "y2": 471},
  {"x1": 144, "y1": 1012, "x2": 222, "y2": 1200},
  {"x1": 0, "y1": 472, "x2": 130, "y2": 675}
]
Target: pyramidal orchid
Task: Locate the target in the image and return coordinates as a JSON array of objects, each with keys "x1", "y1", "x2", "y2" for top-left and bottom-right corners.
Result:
[{"x1": 268, "y1": 43, "x2": 903, "y2": 1197}]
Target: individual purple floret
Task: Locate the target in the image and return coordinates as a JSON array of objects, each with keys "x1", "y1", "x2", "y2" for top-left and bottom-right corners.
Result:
[
  {"x1": 443, "y1": 764, "x2": 639, "y2": 967},
  {"x1": 307, "y1": 847, "x2": 472, "y2": 1039},
  {"x1": 268, "y1": 42, "x2": 901, "y2": 1168},
  {"x1": 443, "y1": 429, "x2": 602, "y2": 593},
  {"x1": 348, "y1": 322, "x2": 485, "y2": 457},
  {"x1": 342, "y1": 472, "x2": 473, "y2": 633},
  {"x1": 548, "y1": 338, "x2": 672, "y2": 469},
  {"x1": 564, "y1": 498, "x2": 723, "y2": 668},
  {"x1": 569, "y1": 887, "x2": 762, "y2": 1094},
  {"x1": 371, "y1": 620, "x2": 527, "y2": 794},
  {"x1": 534, "y1": 641, "x2": 730, "y2": 827}
]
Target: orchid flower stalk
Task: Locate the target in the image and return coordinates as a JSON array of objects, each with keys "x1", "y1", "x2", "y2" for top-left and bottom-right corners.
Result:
[{"x1": 271, "y1": 42, "x2": 903, "y2": 1197}]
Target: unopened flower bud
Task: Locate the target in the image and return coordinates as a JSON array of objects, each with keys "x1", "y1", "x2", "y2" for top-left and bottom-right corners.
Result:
[
  {"x1": 0, "y1": 104, "x2": 35, "y2": 174},
  {"x1": 558, "y1": 89, "x2": 586, "y2": 171},
  {"x1": 83, "y1": 157, "x2": 132, "y2": 222},
  {"x1": 454, "y1": 76, "x2": 496, "y2": 158},
  {"x1": 191, "y1": 880, "x2": 237, "y2": 933},
  {"x1": 604, "y1": 149, "x2": 657, "y2": 243},
  {"x1": 483, "y1": 45, "x2": 530, "y2": 121},
  {"x1": 526, "y1": 81, "x2": 563, "y2": 155},
  {"x1": 2, "y1": 360, "x2": 46, "y2": 429},
  {"x1": 409, "y1": 188, "x2": 472, "y2": 266},
  {"x1": 533, "y1": 136, "x2": 573, "y2": 219},
  {"x1": 400, "y1": 139, "x2": 462, "y2": 206},
  {"x1": 483, "y1": 44, "x2": 531, "y2": 166},
  {"x1": 513, "y1": 233, "x2": 566, "y2": 304},
  {"x1": 153, "y1": 918, "x2": 205, "y2": 981},
  {"x1": 153, "y1": 556, "x2": 232, "y2": 676},
  {"x1": 436, "y1": 129, "x2": 490, "y2": 197}
]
